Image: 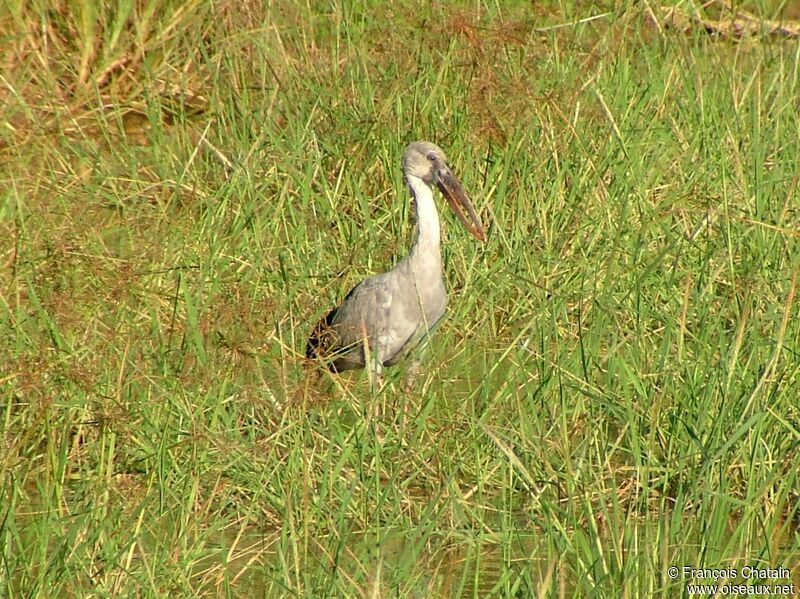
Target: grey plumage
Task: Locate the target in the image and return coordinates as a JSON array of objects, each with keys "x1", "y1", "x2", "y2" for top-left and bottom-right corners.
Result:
[{"x1": 306, "y1": 141, "x2": 485, "y2": 375}]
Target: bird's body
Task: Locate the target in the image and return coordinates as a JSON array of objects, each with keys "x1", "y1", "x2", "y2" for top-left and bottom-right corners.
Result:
[{"x1": 306, "y1": 141, "x2": 485, "y2": 376}]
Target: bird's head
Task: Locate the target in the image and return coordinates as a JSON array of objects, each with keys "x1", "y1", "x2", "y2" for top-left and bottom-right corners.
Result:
[{"x1": 402, "y1": 141, "x2": 487, "y2": 242}]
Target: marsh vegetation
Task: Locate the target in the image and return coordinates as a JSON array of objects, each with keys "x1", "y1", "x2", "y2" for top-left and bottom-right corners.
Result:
[{"x1": 2, "y1": 0, "x2": 799, "y2": 596}]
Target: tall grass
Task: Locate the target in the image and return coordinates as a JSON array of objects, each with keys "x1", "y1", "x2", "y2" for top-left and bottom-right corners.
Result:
[{"x1": 2, "y1": 0, "x2": 799, "y2": 596}]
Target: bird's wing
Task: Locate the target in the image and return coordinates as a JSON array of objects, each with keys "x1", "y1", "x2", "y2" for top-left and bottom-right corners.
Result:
[
  {"x1": 330, "y1": 275, "x2": 393, "y2": 351},
  {"x1": 308, "y1": 268, "x2": 437, "y2": 369},
  {"x1": 306, "y1": 275, "x2": 396, "y2": 370}
]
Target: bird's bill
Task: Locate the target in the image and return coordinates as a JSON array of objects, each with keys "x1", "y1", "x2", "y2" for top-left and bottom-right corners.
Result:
[{"x1": 436, "y1": 169, "x2": 487, "y2": 242}]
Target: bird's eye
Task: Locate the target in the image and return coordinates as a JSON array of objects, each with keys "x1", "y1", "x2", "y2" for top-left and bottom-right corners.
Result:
[{"x1": 426, "y1": 152, "x2": 436, "y2": 162}]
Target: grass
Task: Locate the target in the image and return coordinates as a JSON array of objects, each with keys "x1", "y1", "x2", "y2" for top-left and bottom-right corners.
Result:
[{"x1": 2, "y1": 0, "x2": 800, "y2": 596}]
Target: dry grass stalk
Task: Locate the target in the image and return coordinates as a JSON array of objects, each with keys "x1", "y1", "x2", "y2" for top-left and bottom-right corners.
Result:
[{"x1": 646, "y1": 0, "x2": 800, "y2": 39}]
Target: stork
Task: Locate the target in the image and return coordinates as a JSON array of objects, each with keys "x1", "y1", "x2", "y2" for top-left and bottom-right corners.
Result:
[{"x1": 306, "y1": 141, "x2": 486, "y2": 383}]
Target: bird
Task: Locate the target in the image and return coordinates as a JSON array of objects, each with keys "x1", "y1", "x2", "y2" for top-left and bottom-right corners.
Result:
[{"x1": 306, "y1": 141, "x2": 486, "y2": 382}]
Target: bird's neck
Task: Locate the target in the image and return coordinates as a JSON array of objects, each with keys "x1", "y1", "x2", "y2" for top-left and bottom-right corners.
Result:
[{"x1": 406, "y1": 175, "x2": 441, "y2": 262}]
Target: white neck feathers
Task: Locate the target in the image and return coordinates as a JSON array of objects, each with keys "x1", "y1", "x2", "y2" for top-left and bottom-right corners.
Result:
[{"x1": 406, "y1": 175, "x2": 441, "y2": 258}]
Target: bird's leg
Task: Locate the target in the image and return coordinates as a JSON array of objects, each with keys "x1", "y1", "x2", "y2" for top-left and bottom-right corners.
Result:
[
  {"x1": 403, "y1": 334, "x2": 432, "y2": 393},
  {"x1": 369, "y1": 356, "x2": 385, "y2": 432},
  {"x1": 371, "y1": 358, "x2": 384, "y2": 394},
  {"x1": 360, "y1": 325, "x2": 385, "y2": 433},
  {"x1": 361, "y1": 359, "x2": 385, "y2": 442},
  {"x1": 397, "y1": 340, "x2": 430, "y2": 437},
  {"x1": 403, "y1": 359, "x2": 420, "y2": 393}
]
